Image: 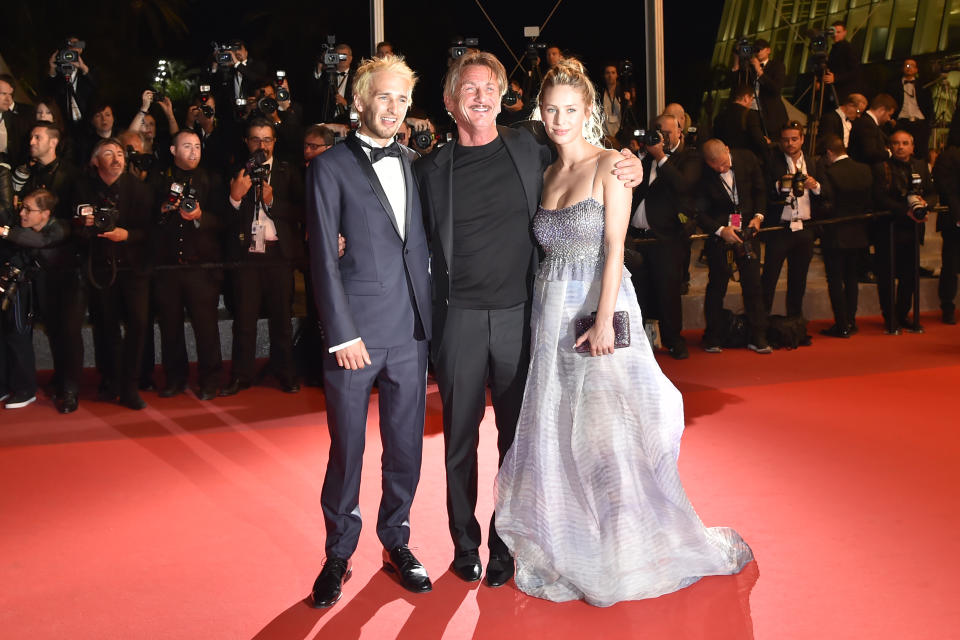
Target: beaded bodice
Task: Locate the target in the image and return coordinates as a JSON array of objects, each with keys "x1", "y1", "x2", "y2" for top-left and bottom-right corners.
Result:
[{"x1": 533, "y1": 196, "x2": 605, "y2": 281}]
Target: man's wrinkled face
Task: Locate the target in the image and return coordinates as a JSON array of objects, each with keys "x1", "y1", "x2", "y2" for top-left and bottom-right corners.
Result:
[
  {"x1": 445, "y1": 64, "x2": 501, "y2": 136},
  {"x1": 94, "y1": 143, "x2": 125, "y2": 182},
  {"x1": 171, "y1": 132, "x2": 202, "y2": 170},
  {"x1": 779, "y1": 127, "x2": 804, "y2": 157},
  {"x1": 246, "y1": 125, "x2": 276, "y2": 161},
  {"x1": 890, "y1": 131, "x2": 914, "y2": 162},
  {"x1": 0, "y1": 80, "x2": 14, "y2": 112}
]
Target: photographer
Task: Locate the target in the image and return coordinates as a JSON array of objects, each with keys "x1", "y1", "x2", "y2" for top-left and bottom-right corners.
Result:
[
  {"x1": 42, "y1": 37, "x2": 97, "y2": 140},
  {"x1": 247, "y1": 79, "x2": 304, "y2": 163},
  {"x1": 731, "y1": 38, "x2": 787, "y2": 141},
  {"x1": 77, "y1": 102, "x2": 118, "y2": 170},
  {"x1": 873, "y1": 129, "x2": 933, "y2": 332},
  {"x1": 886, "y1": 59, "x2": 934, "y2": 159},
  {"x1": 184, "y1": 93, "x2": 232, "y2": 171},
  {"x1": 151, "y1": 130, "x2": 224, "y2": 399},
  {"x1": 0, "y1": 74, "x2": 32, "y2": 168},
  {"x1": 934, "y1": 141, "x2": 960, "y2": 325},
  {"x1": 212, "y1": 40, "x2": 267, "y2": 107},
  {"x1": 20, "y1": 123, "x2": 79, "y2": 224},
  {"x1": 130, "y1": 90, "x2": 180, "y2": 166},
  {"x1": 849, "y1": 93, "x2": 897, "y2": 165},
  {"x1": 599, "y1": 64, "x2": 633, "y2": 146},
  {"x1": 761, "y1": 122, "x2": 831, "y2": 322},
  {"x1": 696, "y1": 139, "x2": 769, "y2": 353},
  {"x1": 713, "y1": 86, "x2": 768, "y2": 160},
  {"x1": 817, "y1": 93, "x2": 867, "y2": 154},
  {"x1": 221, "y1": 118, "x2": 303, "y2": 396},
  {"x1": 826, "y1": 22, "x2": 863, "y2": 101},
  {"x1": 75, "y1": 138, "x2": 152, "y2": 409},
  {"x1": 498, "y1": 79, "x2": 532, "y2": 127},
  {"x1": 306, "y1": 42, "x2": 355, "y2": 125}
]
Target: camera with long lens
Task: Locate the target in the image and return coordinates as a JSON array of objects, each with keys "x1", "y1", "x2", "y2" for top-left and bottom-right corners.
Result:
[
  {"x1": 0, "y1": 263, "x2": 24, "y2": 312},
  {"x1": 907, "y1": 173, "x2": 928, "y2": 220},
  {"x1": 732, "y1": 224, "x2": 758, "y2": 261},
  {"x1": 256, "y1": 95, "x2": 279, "y2": 115},
  {"x1": 449, "y1": 37, "x2": 479, "y2": 60},
  {"x1": 411, "y1": 128, "x2": 434, "y2": 151},
  {"x1": 275, "y1": 71, "x2": 290, "y2": 102},
  {"x1": 524, "y1": 41, "x2": 546, "y2": 66},
  {"x1": 734, "y1": 38, "x2": 754, "y2": 61},
  {"x1": 198, "y1": 84, "x2": 215, "y2": 118},
  {"x1": 245, "y1": 149, "x2": 270, "y2": 183},
  {"x1": 212, "y1": 42, "x2": 239, "y2": 66},
  {"x1": 502, "y1": 87, "x2": 520, "y2": 107},
  {"x1": 633, "y1": 126, "x2": 662, "y2": 147},
  {"x1": 75, "y1": 203, "x2": 119, "y2": 233},
  {"x1": 125, "y1": 145, "x2": 154, "y2": 173},
  {"x1": 320, "y1": 35, "x2": 346, "y2": 71},
  {"x1": 779, "y1": 171, "x2": 807, "y2": 199},
  {"x1": 11, "y1": 164, "x2": 32, "y2": 194},
  {"x1": 165, "y1": 181, "x2": 197, "y2": 213}
]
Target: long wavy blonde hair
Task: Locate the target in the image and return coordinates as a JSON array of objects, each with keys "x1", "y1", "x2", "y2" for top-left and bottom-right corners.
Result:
[{"x1": 532, "y1": 57, "x2": 605, "y2": 147}]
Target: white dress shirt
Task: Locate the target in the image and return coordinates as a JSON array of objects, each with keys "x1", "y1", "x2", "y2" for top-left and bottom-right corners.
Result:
[
  {"x1": 898, "y1": 79, "x2": 925, "y2": 121},
  {"x1": 230, "y1": 157, "x2": 279, "y2": 242},
  {"x1": 835, "y1": 106, "x2": 852, "y2": 146},
  {"x1": 779, "y1": 153, "x2": 821, "y2": 222}
]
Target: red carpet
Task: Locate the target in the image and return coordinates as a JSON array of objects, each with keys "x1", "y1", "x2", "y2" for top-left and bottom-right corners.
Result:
[{"x1": 2, "y1": 314, "x2": 958, "y2": 639}]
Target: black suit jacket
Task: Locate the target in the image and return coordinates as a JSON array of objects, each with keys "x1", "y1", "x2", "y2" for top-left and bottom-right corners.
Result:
[
  {"x1": 713, "y1": 102, "x2": 767, "y2": 158},
  {"x1": 225, "y1": 158, "x2": 303, "y2": 261},
  {"x1": 42, "y1": 71, "x2": 97, "y2": 130},
  {"x1": 305, "y1": 68, "x2": 356, "y2": 124},
  {"x1": 816, "y1": 109, "x2": 846, "y2": 155},
  {"x1": 307, "y1": 133, "x2": 431, "y2": 349},
  {"x1": 631, "y1": 146, "x2": 701, "y2": 242},
  {"x1": 819, "y1": 156, "x2": 872, "y2": 249},
  {"x1": 848, "y1": 113, "x2": 889, "y2": 165},
  {"x1": 732, "y1": 58, "x2": 788, "y2": 136},
  {"x1": 1, "y1": 107, "x2": 33, "y2": 166},
  {"x1": 695, "y1": 148, "x2": 766, "y2": 235},
  {"x1": 74, "y1": 171, "x2": 152, "y2": 273},
  {"x1": 886, "y1": 78, "x2": 934, "y2": 121},
  {"x1": 828, "y1": 40, "x2": 862, "y2": 99},
  {"x1": 416, "y1": 123, "x2": 551, "y2": 349},
  {"x1": 934, "y1": 146, "x2": 960, "y2": 232},
  {"x1": 873, "y1": 156, "x2": 933, "y2": 238}
]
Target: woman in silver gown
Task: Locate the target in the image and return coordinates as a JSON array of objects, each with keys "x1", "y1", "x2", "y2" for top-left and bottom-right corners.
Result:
[{"x1": 494, "y1": 59, "x2": 753, "y2": 607}]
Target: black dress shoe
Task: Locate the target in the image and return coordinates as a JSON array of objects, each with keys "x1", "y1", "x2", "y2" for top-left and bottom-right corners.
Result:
[
  {"x1": 196, "y1": 387, "x2": 218, "y2": 401},
  {"x1": 484, "y1": 553, "x2": 514, "y2": 587},
  {"x1": 668, "y1": 342, "x2": 689, "y2": 360},
  {"x1": 819, "y1": 324, "x2": 850, "y2": 338},
  {"x1": 218, "y1": 379, "x2": 250, "y2": 397},
  {"x1": 279, "y1": 378, "x2": 301, "y2": 394},
  {"x1": 159, "y1": 382, "x2": 187, "y2": 398},
  {"x1": 847, "y1": 323, "x2": 859, "y2": 335},
  {"x1": 450, "y1": 548, "x2": 482, "y2": 582},
  {"x1": 56, "y1": 392, "x2": 79, "y2": 415},
  {"x1": 383, "y1": 546, "x2": 432, "y2": 593},
  {"x1": 943, "y1": 309, "x2": 957, "y2": 325},
  {"x1": 310, "y1": 557, "x2": 352, "y2": 608},
  {"x1": 119, "y1": 391, "x2": 147, "y2": 410}
]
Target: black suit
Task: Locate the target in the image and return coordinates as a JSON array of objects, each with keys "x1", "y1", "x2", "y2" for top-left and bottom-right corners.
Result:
[
  {"x1": 695, "y1": 149, "x2": 767, "y2": 346},
  {"x1": 732, "y1": 58, "x2": 788, "y2": 137},
  {"x1": 307, "y1": 133, "x2": 431, "y2": 559},
  {"x1": 305, "y1": 68, "x2": 355, "y2": 125},
  {"x1": 42, "y1": 71, "x2": 97, "y2": 139},
  {"x1": 225, "y1": 157, "x2": 303, "y2": 386},
  {"x1": 819, "y1": 156, "x2": 873, "y2": 329},
  {"x1": 816, "y1": 109, "x2": 847, "y2": 155},
  {"x1": 627, "y1": 145, "x2": 700, "y2": 350},
  {"x1": 761, "y1": 150, "x2": 831, "y2": 317},
  {"x1": 713, "y1": 102, "x2": 767, "y2": 159},
  {"x1": 828, "y1": 40, "x2": 862, "y2": 100},
  {"x1": 417, "y1": 124, "x2": 550, "y2": 556},
  {"x1": 887, "y1": 78, "x2": 934, "y2": 158},
  {"x1": 934, "y1": 146, "x2": 960, "y2": 314},
  {"x1": 0, "y1": 107, "x2": 33, "y2": 166},
  {"x1": 848, "y1": 113, "x2": 890, "y2": 165}
]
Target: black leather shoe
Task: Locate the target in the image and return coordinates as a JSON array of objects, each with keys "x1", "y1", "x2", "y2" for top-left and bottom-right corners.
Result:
[
  {"x1": 310, "y1": 557, "x2": 352, "y2": 608},
  {"x1": 383, "y1": 546, "x2": 432, "y2": 593},
  {"x1": 119, "y1": 391, "x2": 147, "y2": 410},
  {"x1": 450, "y1": 548, "x2": 482, "y2": 582},
  {"x1": 484, "y1": 553, "x2": 514, "y2": 587},
  {"x1": 279, "y1": 378, "x2": 301, "y2": 394},
  {"x1": 56, "y1": 392, "x2": 79, "y2": 415},
  {"x1": 668, "y1": 342, "x2": 689, "y2": 360},
  {"x1": 847, "y1": 323, "x2": 859, "y2": 335},
  {"x1": 218, "y1": 379, "x2": 250, "y2": 397},
  {"x1": 943, "y1": 309, "x2": 957, "y2": 325},
  {"x1": 819, "y1": 324, "x2": 850, "y2": 338},
  {"x1": 196, "y1": 387, "x2": 217, "y2": 401},
  {"x1": 159, "y1": 382, "x2": 187, "y2": 398}
]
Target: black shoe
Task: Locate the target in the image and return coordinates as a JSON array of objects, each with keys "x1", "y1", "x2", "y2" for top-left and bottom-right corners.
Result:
[
  {"x1": 56, "y1": 392, "x2": 79, "y2": 414},
  {"x1": 196, "y1": 387, "x2": 218, "y2": 401},
  {"x1": 847, "y1": 322, "x2": 859, "y2": 335},
  {"x1": 943, "y1": 309, "x2": 957, "y2": 325},
  {"x1": 139, "y1": 379, "x2": 156, "y2": 392},
  {"x1": 819, "y1": 324, "x2": 850, "y2": 338},
  {"x1": 159, "y1": 382, "x2": 187, "y2": 398},
  {"x1": 484, "y1": 553, "x2": 514, "y2": 587},
  {"x1": 119, "y1": 391, "x2": 147, "y2": 410},
  {"x1": 382, "y1": 546, "x2": 432, "y2": 593},
  {"x1": 5, "y1": 392, "x2": 37, "y2": 409},
  {"x1": 279, "y1": 377, "x2": 301, "y2": 394},
  {"x1": 310, "y1": 557, "x2": 352, "y2": 608},
  {"x1": 668, "y1": 342, "x2": 689, "y2": 360},
  {"x1": 450, "y1": 548, "x2": 482, "y2": 582},
  {"x1": 218, "y1": 379, "x2": 250, "y2": 397}
]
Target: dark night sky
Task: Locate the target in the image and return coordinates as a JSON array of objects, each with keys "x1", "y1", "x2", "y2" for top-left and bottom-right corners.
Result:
[{"x1": 2, "y1": 0, "x2": 724, "y2": 124}]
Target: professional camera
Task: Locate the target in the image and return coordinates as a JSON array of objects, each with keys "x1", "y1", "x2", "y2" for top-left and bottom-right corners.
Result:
[
  {"x1": 256, "y1": 95, "x2": 279, "y2": 115},
  {"x1": 165, "y1": 181, "x2": 198, "y2": 213},
  {"x1": 411, "y1": 127, "x2": 434, "y2": 151},
  {"x1": 732, "y1": 224, "x2": 758, "y2": 261},
  {"x1": 449, "y1": 37, "x2": 479, "y2": 60},
  {"x1": 212, "y1": 42, "x2": 239, "y2": 66},
  {"x1": 502, "y1": 86, "x2": 520, "y2": 107},
  {"x1": 12, "y1": 164, "x2": 32, "y2": 193},
  {"x1": 779, "y1": 171, "x2": 807, "y2": 199},
  {"x1": 76, "y1": 203, "x2": 119, "y2": 233},
  {"x1": 125, "y1": 145, "x2": 154, "y2": 173},
  {"x1": 633, "y1": 126, "x2": 662, "y2": 147},
  {"x1": 734, "y1": 38, "x2": 754, "y2": 61},
  {"x1": 198, "y1": 84, "x2": 215, "y2": 118},
  {"x1": 524, "y1": 41, "x2": 546, "y2": 65},
  {"x1": 55, "y1": 48, "x2": 79, "y2": 75},
  {"x1": 320, "y1": 36, "x2": 347, "y2": 71},
  {"x1": 245, "y1": 149, "x2": 270, "y2": 183},
  {"x1": 275, "y1": 71, "x2": 290, "y2": 102},
  {"x1": 907, "y1": 173, "x2": 928, "y2": 220},
  {"x1": 808, "y1": 27, "x2": 835, "y2": 55},
  {"x1": 0, "y1": 263, "x2": 24, "y2": 312}
]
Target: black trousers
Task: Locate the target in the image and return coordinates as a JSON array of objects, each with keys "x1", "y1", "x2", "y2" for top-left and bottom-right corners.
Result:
[
  {"x1": 87, "y1": 270, "x2": 150, "y2": 396},
  {"x1": 435, "y1": 303, "x2": 530, "y2": 555},
  {"x1": 38, "y1": 269, "x2": 86, "y2": 395},
  {"x1": 823, "y1": 247, "x2": 862, "y2": 329},
  {"x1": 762, "y1": 226, "x2": 815, "y2": 317},
  {"x1": 876, "y1": 230, "x2": 919, "y2": 324},
  {"x1": 0, "y1": 286, "x2": 36, "y2": 397},
  {"x1": 229, "y1": 244, "x2": 294, "y2": 384},
  {"x1": 155, "y1": 266, "x2": 224, "y2": 391},
  {"x1": 939, "y1": 224, "x2": 960, "y2": 313},
  {"x1": 704, "y1": 236, "x2": 767, "y2": 345},
  {"x1": 626, "y1": 237, "x2": 685, "y2": 349},
  {"x1": 321, "y1": 338, "x2": 428, "y2": 559}
]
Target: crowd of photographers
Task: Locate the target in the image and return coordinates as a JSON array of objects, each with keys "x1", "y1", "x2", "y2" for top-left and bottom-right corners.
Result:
[{"x1": 0, "y1": 26, "x2": 958, "y2": 412}]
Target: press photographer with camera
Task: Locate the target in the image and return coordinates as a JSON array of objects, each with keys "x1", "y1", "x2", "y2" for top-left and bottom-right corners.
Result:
[
  {"x1": 43, "y1": 37, "x2": 97, "y2": 140},
  {"x1": 75, "y1": 137, "x2": 152, "y2": 409},
  {"x1": 184, "y1": 90, "x2": 232, "y2": 171},
  {"x1": 221, "y1": 118, "x2": 303, "y2": 396},
  {"x1": 886, "y1": 59, "x2": 934, "y2": 159},
  {"x1": 599, "y1": 63, "x2": 634, "y2": 146},
  {"x1": 873, "y1": 129, "x2": 933, "y2": 332},
  {"x1": 761, "y1": 121, "x2": 831, "y2": 323},
  {"x1": 246, "y1": 78, "x2": 304, "y2": 163},
  {"x1": 211, "y1": 40, "x2": 267, "y2": 107},
  {"x1": 130, "y1": 89, "x2": 180, "y2": 164},
  {"x1": 696, "y1": 138, "x2": 769, "y2": 353},
  {"x1": 826, "y1": 22, "x2": 863, "y2": 101},
  {"x1": 19, "y1": 123, "x2": 78, "y2": 218},
  {"x1": 730, "y1": 38, "x2": 787, "y2": 141},
  {"x1": 150, "y1": 130, "x2": 224, "y2": 400},
  {"x1": 306, "y1": 41, "x2": 355, "y2": 125},
  {"x1": 0, "y1": 74, "x2": 32, "y2": 169},
  {"x1": 712, "y1": 85, "x2": 768, "y2": 160}
]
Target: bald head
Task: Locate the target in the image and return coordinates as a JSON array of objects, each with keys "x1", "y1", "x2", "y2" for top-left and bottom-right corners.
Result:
[{"x1": 702, "y1": 138, "x2": 731, "y2": 173}]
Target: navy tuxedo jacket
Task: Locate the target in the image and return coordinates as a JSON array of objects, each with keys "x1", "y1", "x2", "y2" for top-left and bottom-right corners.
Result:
[{"x1": 306, "y1": 133, "x2": 431, "y2": 350}]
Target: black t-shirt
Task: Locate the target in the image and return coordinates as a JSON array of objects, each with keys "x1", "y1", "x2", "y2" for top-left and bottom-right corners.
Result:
[{"x1": 450, "y1": 136, "x2": 533, "y2": 309}]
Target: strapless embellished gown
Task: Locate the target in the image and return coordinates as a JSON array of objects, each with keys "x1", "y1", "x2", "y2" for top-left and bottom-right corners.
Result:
[{"x1": 494, "y1": 196, "x2": 753, "y2": 607}]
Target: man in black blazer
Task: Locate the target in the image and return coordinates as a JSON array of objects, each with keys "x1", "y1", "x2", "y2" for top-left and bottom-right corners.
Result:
[
  {"x1": 848, "y1": 93, "x2": 897, "y2": 165},
  {"x1": 306, "y1": 56, "x2": 434, "y2": 607},
  {"x1": 826, "y1": 22, "x2": 862, "y2": 101},
  {"x1": 628, "y1": 113, "x2": 701, "y2": 359},
  {"x1": 220, "y1": 118, "x2": 303, "y2": 395},
  {"x1": 0, "y1": 74, "x2": 32, "y2": 167},
  {"x1": 42, "y1": 38, "x2": 97, "y2": 141},
  {"x1": 696, "y1": 139, "x2": 768, "y2": 351},
  {"x1": 713, "y1": 86, "x2": 768, "y2": 160},
  {"x1": 934, "y1": 142, "x2": 960, "y2": 324},
  {"x1": 816, "y1": 93, "x2": 866, "y2": 155},
  {"x1": 886, "y1": 59, "x2": 934, "y2": 158},
  {"x1": 817, "y1": 135, "x2": 873, "y2": 337},
  {"x1": 761, "y1": 122, "x2": 832, "y2": 322},
  {"x1": 730, "y1": 39, "x2": 788, "y2": 140},
  {"x1": 304, "y1": 43, "x2": 356, "y2": 125},
  {"x1": 416, "y1": 51, "x2": 642, "y2": 588}
]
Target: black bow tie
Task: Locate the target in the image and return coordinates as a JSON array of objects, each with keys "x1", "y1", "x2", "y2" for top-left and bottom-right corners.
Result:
[
  {"x1": 367, "y1": 141, "x2": 402, "y2": 163},
  {"x1": 903, "y1": 79, "x2": 915, "y2": 85},
  {"x1": 338, "y1": 71, "x2": 347, "y2": 77}
]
